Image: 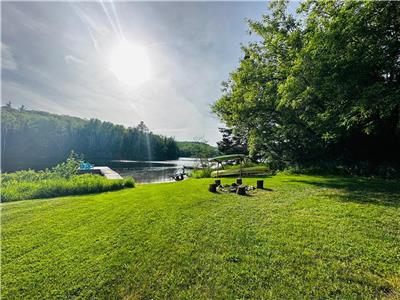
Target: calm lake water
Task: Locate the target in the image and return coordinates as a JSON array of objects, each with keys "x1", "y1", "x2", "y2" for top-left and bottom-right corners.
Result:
[
  {"x1": 2, "y1": 157, "x2": 200, "y2": 184},
  {"x1": 97, "y1": 158, "x2": 200, "y2": 183}
]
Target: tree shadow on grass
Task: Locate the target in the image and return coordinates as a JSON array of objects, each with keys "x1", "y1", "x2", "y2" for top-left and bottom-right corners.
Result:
[{"x1": 286, "y1": 176, "x2": 400, "y2": 207}]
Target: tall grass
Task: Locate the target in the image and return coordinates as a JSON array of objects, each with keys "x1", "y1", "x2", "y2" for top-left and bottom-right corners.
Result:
[
  {"x1": 1, "y1": 153, "x2": 135, "y2": 202},
  {"x1": 1, "y1": 174, "x2": 134, "y2": 202},
  {"x1": 190, "y1": 168, "x2": 213, "y2": 178}
]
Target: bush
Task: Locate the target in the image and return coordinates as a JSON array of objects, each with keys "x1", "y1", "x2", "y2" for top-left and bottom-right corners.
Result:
[
  {"x1": 190, "y1": 168, "x2": 213, "y2": 178},
  {"x1": 1, "y1": 174, "x2": 135, "y2": 202},
  {"x1": 280, "y1": 162, "x2": 400, "y2": 179},
  {"x1": 51, "y1": 151, "x2": 82, "y2": 179},
  {"x1": 124, "y1": 177, "x2": 135, "y2": 188},
  {"x1": 1, "y1": 169, "x2": 54, "y2": 183}
]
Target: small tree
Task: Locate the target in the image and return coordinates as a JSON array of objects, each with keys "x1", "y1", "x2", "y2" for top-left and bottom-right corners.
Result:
[{"x1": 51, "y1": 151, "x2": 83, "y2": 179}]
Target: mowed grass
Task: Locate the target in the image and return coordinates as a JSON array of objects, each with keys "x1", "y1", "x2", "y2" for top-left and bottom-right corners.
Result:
[{"x1": 2, "y1": 174, "x2": 400, "y2": 299}]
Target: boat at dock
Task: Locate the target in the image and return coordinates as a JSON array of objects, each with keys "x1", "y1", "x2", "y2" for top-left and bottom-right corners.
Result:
[{"x1": 78, "y1": 166, "x2": 123, "y2": 179}]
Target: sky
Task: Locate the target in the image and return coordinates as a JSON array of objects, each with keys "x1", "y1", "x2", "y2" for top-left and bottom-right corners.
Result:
[{"x1": 2, "y1": 1, "x2": 271, "y2": 145}]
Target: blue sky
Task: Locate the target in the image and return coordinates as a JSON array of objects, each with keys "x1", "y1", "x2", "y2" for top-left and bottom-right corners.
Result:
[{"x1": 2, "y1": 1, "x2": 273, "y2": 145}]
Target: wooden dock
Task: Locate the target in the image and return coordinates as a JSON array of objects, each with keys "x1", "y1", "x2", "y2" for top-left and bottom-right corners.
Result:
[
  {"x1": 94, "y1": 167, "x2": 123, "y2": 179},
  {"x1": 78, "y1": 166, "x2": 123, "y2": 179}
]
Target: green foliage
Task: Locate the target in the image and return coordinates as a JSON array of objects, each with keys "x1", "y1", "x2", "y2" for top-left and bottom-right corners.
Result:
[
  {"x1": 217, "y1": 127, "x2": 248, "y2": 155},
  {"x1": 1, "y1": 174, "x2": 135, "y2": 202},
  {"x1": 191, "y1": 160, "x2": 267, "y2": 179},
  {"x1": 211, "y1": 165, "x2": 270, "y2": 177},
  {"x1": 1, "y1": 152, "x2": 81, "y2": 184},
  {"x1": 50, "y1": 151, "x2": 82, "y2": 179},
  {"x1": 223, "y1": 160, "x2": 259, "y2": 170},
  {"x1": 1, "y1": 169, "x2": 53, "y2": 183},
  {"x1": 123, "y1": 177, "x2": 135, "y2": 188},
  {"x1": 282, "y1": 162, "x2": 400, "y2": 179},
  {"x1": 2, "y1": 175, "x2": 400, "y2": 298},
  {"x1": 190, "y1": 168, "x2": 213, "y2": 178},
  {"x1": 178, "y1": 140, "x2": 218, "y2": 177},
  {"x1": 1, "y1": 107, "x2": 180, "y2": 171},
  {"x1": 212, "y1": 0, "x2": 400, "y2": 171},
  {"x1": 1, "y1": 154, "x2": 134, "y2": 202},
  {"x1": 177, "y1": 141, "x2": 219, "y2": 158}
]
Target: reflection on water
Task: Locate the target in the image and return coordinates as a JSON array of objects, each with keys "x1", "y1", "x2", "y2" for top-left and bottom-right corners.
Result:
[{"x1": 95, "y1": 158, "x2": 200, "y2": 184}]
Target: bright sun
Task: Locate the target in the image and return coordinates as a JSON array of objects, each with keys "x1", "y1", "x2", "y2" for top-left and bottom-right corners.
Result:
[{"x1": 109, "y1": 41, "x2": 150, "y2": 86}]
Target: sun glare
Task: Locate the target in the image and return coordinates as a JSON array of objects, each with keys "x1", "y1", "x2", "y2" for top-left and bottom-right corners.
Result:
[{"x1": 109, "y1": 41, "x2": 150, "y2": 86}]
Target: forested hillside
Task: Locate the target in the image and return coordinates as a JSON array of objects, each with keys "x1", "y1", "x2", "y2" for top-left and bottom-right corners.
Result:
[
  {"x1": 177, "y1": 141, "x2": 219, "y2": 158},
  {"x1": 1, "y1": 106, "x2": 179, "y2": 171}
]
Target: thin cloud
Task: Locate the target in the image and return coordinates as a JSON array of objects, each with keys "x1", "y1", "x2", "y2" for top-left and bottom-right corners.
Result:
[
  {"x1": 64, "y1": 55, "x2": 87, "y2": 66},
  {"x1": 1, "y1": 43, "x2": 18, "y2": 70}
]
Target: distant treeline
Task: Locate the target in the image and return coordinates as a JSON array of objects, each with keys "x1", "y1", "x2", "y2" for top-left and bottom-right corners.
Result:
[
  {"x1": 177, "y1": 141, "x2": 219, "y2": 158},
  {"x1": 1, "y1": 106, "x2": 179, "y2": 171}
]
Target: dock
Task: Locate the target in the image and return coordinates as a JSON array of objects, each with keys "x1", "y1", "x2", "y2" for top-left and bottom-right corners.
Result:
[
  {"x1": 94, "y1": 167, "x2": 123, "y2": 179},
  {"x1": 78, "y1": 166, "x2": 123, "y2": 179}
]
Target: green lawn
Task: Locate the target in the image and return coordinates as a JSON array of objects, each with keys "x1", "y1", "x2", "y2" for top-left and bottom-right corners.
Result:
[{"x1": 2, "y1": 174, "x2": 400, "y2": 299}]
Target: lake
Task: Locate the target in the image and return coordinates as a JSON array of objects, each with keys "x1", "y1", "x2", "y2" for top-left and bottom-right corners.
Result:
[
  {"x1": 97, "y1": 158, "x2": 200, "y2": 183},
  {"x1": 2, "y1": 157, "x2": 201, "y2": 184}
]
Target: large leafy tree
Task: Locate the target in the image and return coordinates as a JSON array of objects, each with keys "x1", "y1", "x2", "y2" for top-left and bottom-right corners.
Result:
[{"x1": 213, "y1": 0, "x2": 400, "y2": 168}]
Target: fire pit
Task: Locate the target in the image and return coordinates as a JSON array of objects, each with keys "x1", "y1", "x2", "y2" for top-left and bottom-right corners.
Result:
[{"x1": 209, "y1": 179, "x2": 263, "y2": 196}]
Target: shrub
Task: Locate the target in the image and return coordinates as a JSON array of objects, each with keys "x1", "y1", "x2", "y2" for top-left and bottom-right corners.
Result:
[
  {"x1": 124, "y1": 177, "x2": 135, "y2": 188},
  {"x1": 280, "y1": 162, "x2": 400, "y2": 179},
  {"x1": 1, "y1": 169, "x2": 54, "y2": 183},
  {"x1": 50, "y1": 151, "x2": 82, "y2": 179},
  {"x1": 190, "y1": 168, "x2": 212, "y2": 178},
  {"x1": 1, "y1": 151, "x2": 82, "y2": 186},
  {"x1": 223, "y1": 161, "x2": 259, "y2": 170}
]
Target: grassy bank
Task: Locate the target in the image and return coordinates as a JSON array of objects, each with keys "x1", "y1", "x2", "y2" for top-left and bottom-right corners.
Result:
[
  {"x1": 1, "y1": 174, "x2": 134, "y2": 202},
  {"x1": 1, "y1": 154, "x2": 135, "y2": 202},
  {"x1": 2, "y1": 174, "x2": 400, "y2": 299}
]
